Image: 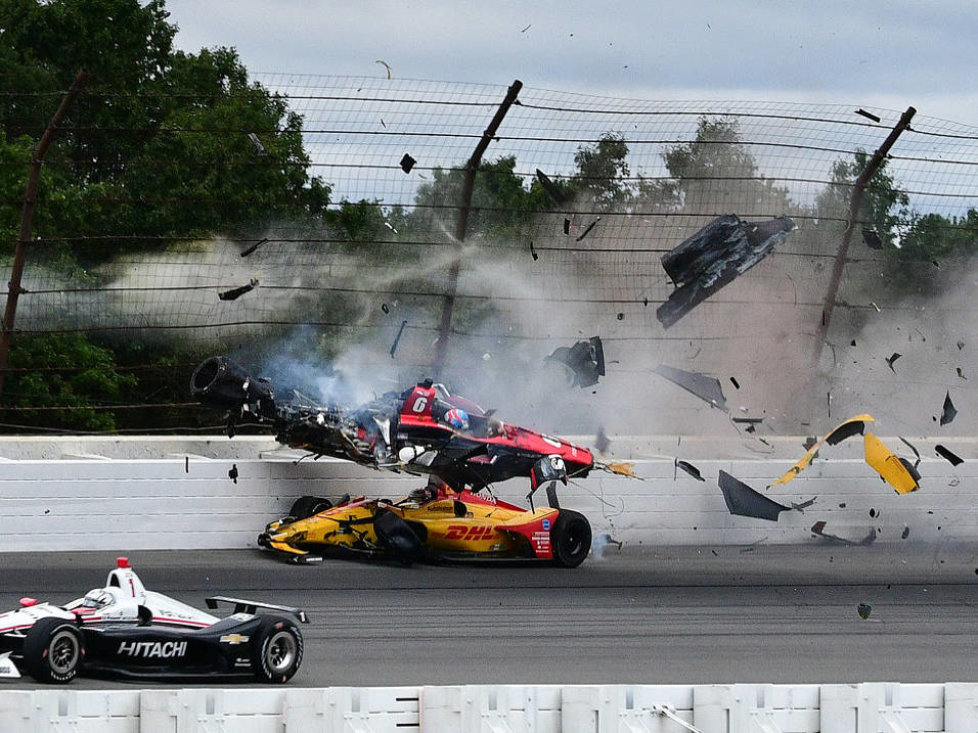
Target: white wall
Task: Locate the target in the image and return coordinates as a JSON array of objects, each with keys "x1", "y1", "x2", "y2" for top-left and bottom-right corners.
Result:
[{"x1": 0, "y1": 436, "x2": 973, "y2": 551}]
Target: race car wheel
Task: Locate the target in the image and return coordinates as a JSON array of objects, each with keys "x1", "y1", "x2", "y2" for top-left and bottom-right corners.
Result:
[
  {"x1": 289, "y1": 495, "x2": 333, "y2": 520},
  {"x1": 551, "y1": 509, "x2": 592, "y2": 568},
  {"x1": 251, "y1": 616, "x2": 303, "y2": 683},
  {"x1": 23, "y1": 617, "x2": 84, "y2": 684}
]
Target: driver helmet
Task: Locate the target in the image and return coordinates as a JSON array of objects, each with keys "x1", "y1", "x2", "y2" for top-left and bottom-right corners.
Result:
[
  {"x1": 444, "y1": 408, "x2": 469, "y2": 430},
  {"x1": 80, "y1": 588, "x2": 114, "y2": 610}
]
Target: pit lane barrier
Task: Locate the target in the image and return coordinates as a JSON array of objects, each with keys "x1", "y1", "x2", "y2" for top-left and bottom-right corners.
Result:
[
  {"x1": 2, "y1": 682, "x2": 978, "y2": 731},
  {"x1": 0, "y1": 435, "x2": 975, "y2": 551}
]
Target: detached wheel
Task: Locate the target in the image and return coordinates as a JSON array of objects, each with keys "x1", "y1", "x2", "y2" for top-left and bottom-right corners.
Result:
[
  {"x1": 289, "y1": 495, "x2": 333, "y2": 520},
  {"x1": 251, "y1": 616, "x2": 303, "y2": 683},
  {"x1": 551, "y1": 509, "x2": 591, "y2": 568},
  {"x1": 23, "y1": 617, "x2": 84, "y2": 684}
]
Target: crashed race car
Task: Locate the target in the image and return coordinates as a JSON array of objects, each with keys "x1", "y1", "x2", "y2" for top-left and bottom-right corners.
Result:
[
  {"x1": 0, "y1": 558, "x2": 307, "y2": 684},
  {"x1": 260, "y1": 479, "x2": 592, "y2": 567},
  {"x1": 190, "y1": 355, "x2": 599, "y2": 491}
]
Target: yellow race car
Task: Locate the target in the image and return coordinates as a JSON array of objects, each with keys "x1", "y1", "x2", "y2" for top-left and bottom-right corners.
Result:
[{"x1": 258, "y1": 483, "x2": 592, "y2": 568}]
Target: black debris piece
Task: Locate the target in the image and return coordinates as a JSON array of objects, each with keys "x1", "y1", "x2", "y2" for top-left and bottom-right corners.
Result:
[
  {"x1": 594, "y1": 426, "x2": 610, "y2": 454},
  {"x1": 898, "y1": 437, "x2": 921, "y2": 468},
  {"x1": 643, "y1": 297, "x2": 649, "y2": 307},
  {"x1": 717, "y1": 470, "x2": 789, "y2": 522},
  {"x1": 857, "y1": 603, "x2": 872, "y2": 620},
  {"x1": 791, "y1": 497, "x2": 816, "y2": 513},
  {"x1": 617, "y1": 312, "x2": 624, "y2": 320},
  {"x1": 839, "y1": 503, "x2": 846, "y2": 508},
  {"x1": 855, "y1": 108, "x2": 882, "y2": 123},
  {"x1": 576, "y1": 217, "x2": 600, "y2": 241},
  {"x1": 957, "y1": 340, "x2": 965, "y2": 350},
  {"x1": 656, "y1": 214, "x2": 795, "y2": 328},
  {"x1": 935, "y1": 444, "x2": 964, "y2": 466},
  {"x1": 732, "y1": 417, "x2": 763, "y2": 425},
  {"x1": 399, "y1": 153, "x2": 417, "y2": 173},
  {"x1": 529, "y1": 241, "x2": 539, "y2": 261},
  {"x1": 901, "y1": 526, "x2": 910, "y2": 540},
  {"x1": 811, "y1": 520, "x2": 876, "y2": 546},
  {"x1": 535, "y1": 169, "x2": 569, "y2": 206},
  {"x1": 862, "y1": 228, "x2": 883, "y2": 250},
  {"x1": 869, "y1": 508, "x2": 877, "y2": 518},
  {"x1": 545, "y1": 336, "x2": 605, "y2": 388},
  {"x1": 675, "y1": 459, "x2": 705, "y2": 482},
  {"x1": 957, "y1": 367, "x2": 966, "y2": 379},
  {"x1": 240, "y1": 237, "x2": 269, "y2": 258},
  {"x1": 228, "y1": 464, "x2": 238, "y2": 484},
  {"x1": 940, "y1": 391, "x2": 957, "y2": 426},
  {"x1": 653, "y1": 365, "x2": 728, "y2": 411},
  {"x1": 803, "y1": 436, "x2": 818, "y2": 451},
  {"x1": 563, "y1": 217, "x2": 571, "y2": 235},
  {"x1": 823, "y1": 417, "x2": 871, "y2": 446},
  {"x1": 730, "y1": 376, "x2": 740, "y2": 390},
  {"x1": 885, "y1": 352, "x2": 901, "y2": 371},
  {"x1": 381, "y1": 303, "x2": 390, "y2": 314},
  {"x1": 851, "y1": 339, "x2": 857, "y2": 346},
  {"x1": 389, "y1": 320, "x2": 408, "y2": 359},
  {"x1": 218, "y1": 278, "x2": 258, "y2": 301}
]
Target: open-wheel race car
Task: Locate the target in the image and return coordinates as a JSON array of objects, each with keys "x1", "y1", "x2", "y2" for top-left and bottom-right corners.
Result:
[
  {"x1": 0, "y1": 558, "x2": 307, "y2": 684},
  {"x1": 259, "y1": 479, "x2": 593, "y2": 567}
]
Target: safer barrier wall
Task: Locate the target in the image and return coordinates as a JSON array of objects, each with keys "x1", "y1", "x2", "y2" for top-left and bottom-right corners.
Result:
[
  {"x1": 0, "y1": 435, "x2": 974, "y2": 551},
  {"x1": 2, "y1": 682, "x2": 977, "y2": 732}
]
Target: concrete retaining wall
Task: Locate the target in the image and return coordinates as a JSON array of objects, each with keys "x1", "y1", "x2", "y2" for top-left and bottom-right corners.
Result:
[
  {"x1": 0, "y1": 436, "x2": 973, "y2": 551},
  {"x1": 1, "y1": 682, "x2": 977, "y2": 732}
]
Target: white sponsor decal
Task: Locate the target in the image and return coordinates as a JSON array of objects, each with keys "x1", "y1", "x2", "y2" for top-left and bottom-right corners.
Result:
[
  {"x1": 117, "y1": 640, "x2": 188, "y2": 659},
  {"x1": 0, "y1": 652, "x2": 21, "y2": 678}
]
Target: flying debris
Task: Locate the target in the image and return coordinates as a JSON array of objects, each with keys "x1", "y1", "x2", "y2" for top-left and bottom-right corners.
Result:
[
  {"x1": 935, "y1": 444, "x2": 964, "y2": 466},
  {"x1": 594, "y1": 427, "x2": 610, "y2": 454},
  {"x1": 898, "y1": 437, "x2": 921, "y2": 469},
  {"x1": 576, "y1": 218, "x2": 600, "y2": 242},
  {"x1": 862, "y1": 228, "x2": 883, "y2": 249},
  {"x1": 857, "y1": 603, "x2": 872, "y2": 620},
  {"x1": 885, "y1": 352, "x2": 902, "y2": 371},
  {"x1": 399, "y1": 154, "x2": 417, "y2": 174},
  {"x1": 940, "y1": 391, "x2": 957, "y2": 426},
  {"x1": 384, "y1": 221, "x2": 398, "y2": 234},
  {"x1": 247, "y1": 132, "x2": 267, "y2": 156},
  {"x1": 563, "y1": 218, "x2": 572, "y2": 235},
  {"x1": 855, "y1": 108, "x2": 882, "y2": 123},
  {"x1": 864, "y1": 432, "x2": 920, "y2": 494},
  {"x1": 653, "y1": 365, "x2": 728, "y2": 411},
  {"x1": 675, "y1": 459, "x2": 705, "y2": 482},
  {"x1": 718, "y1": 470, "x2": 790, "y2": 522},
  {"x1": 544, "y1": 336, "x2": 605, "y2": 388},
  {"x1": 240, "y1": 238, "x2": 269, "y2": 258},
  {"x1": 389, "y1": 320, "x2": 408, "y2": 359},
  {"x1": 217, "y1": 277, "x2": 258, "y2": 301},
  {"x1": 375, "y1": 59, "x2": 393, "y2": 78},
  {"x1": 957, "y1": 367, "x2": 966, "y2": 379},
  {"x1": 228, "y1": 464, "x2": 238, "y2": 484},
  {"x1": 730, "y1": 376, "x2": 740, "y2": 390},
  {"x1": 811, "y1": 520, "x2": 877, "y2": 546},
  {"x1": 535, "y1": 169, "x2": 569, "y2": 206},
  {"x1": 381, "y1": 303, "x2": 390, "y2": 314},
  {"x1": 790, "y1": 497, "x2": 816, "y2": 513},
  {"x1": 656, "y1": 214, "x2": 795, "y2": 328},
  {"x1": 529, "y1": 241, "x2": 539, "y2": 261},
  {"x1": 769, "y1": 414, "x2": 875, "y2": 487}
]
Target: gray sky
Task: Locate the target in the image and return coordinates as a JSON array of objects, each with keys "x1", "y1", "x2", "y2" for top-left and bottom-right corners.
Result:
[{"x1": 163, "y1": 0, "x2": 978, "y2": 126}]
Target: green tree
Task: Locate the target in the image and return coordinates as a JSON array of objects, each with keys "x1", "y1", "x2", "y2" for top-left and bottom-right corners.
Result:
[
  {"x1": 639, "y1": 117, "x2": 791, "y2": 216},
  {"x1": 568, "y1": 133, "x2": 632, "y2": 209}
]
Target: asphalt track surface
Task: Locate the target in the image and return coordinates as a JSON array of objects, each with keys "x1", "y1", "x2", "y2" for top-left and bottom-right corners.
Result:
[{"x1": 1, "y1": 543, "x2": 977, "y2": 689}]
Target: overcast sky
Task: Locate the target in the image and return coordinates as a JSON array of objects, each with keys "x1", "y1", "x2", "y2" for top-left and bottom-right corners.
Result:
[{"x1": 163, "y1": 0, "x2": 978, "y2": 126}]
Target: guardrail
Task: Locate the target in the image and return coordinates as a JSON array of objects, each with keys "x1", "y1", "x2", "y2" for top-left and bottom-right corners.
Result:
[{"x1": 2, "y1": 682, "x2": 976, "y2": 731}]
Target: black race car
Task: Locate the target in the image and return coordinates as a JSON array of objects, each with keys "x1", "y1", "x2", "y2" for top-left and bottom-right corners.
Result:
[{"x1": 0, "y1": 558, "x2": 307, "y2": 684}]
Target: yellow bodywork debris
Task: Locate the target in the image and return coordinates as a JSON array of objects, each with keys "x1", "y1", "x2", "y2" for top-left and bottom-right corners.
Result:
[
  {"x1": 602, "y1": 462, "x2": 640, "y2": 478},
  {"x1": 769, "y1": 414, "x2": 876, "y2": 487},
  {"x1": 864, "y1": 432, "x2": 920, "y2": 494}
]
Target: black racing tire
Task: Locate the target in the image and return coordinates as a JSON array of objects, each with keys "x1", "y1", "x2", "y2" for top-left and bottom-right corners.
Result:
[
  {"x1": 250, "y1": 616, "x2": 303, "y2": 683},
  {"x1": 23, "y1": 617, "x2": 84, "y2": 684},
  {"x1": 289, "y1": 495, "x2": 333, "y2": 520},
  {"x1": 551, "y1": 509, "x2": 592, "y2": 568}
]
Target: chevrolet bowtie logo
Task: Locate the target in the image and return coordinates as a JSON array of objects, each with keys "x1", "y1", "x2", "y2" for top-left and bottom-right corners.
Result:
[{"x1": 219, "y1": 634, "x2": 250, "y2": 645}]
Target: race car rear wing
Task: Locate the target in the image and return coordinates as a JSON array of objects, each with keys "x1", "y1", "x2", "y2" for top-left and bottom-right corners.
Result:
[{"x1": 205, "y1": 596, "x2": 308, "y2": 623}]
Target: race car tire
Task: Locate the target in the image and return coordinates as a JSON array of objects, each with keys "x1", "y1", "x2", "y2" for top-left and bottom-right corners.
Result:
[
  {"x1": 23, "y1": 617, "x2": 84, "y2": 684},
  {"x1": 251, "y1": 616, "x2": 303, "y2": 683},
  {"x1": 289, "y1": 495, "x2": 333, "y2": 520},
  {"x1": 551, "y1": 509, "x2": 592, "y2": 568}
]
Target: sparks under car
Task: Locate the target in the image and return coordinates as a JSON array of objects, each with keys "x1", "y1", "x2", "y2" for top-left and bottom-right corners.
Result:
[
  {"x1": 0, "y1": 558, "x2": 307, "y2": 684},
  {"x1": 259, "y1": 481, "x2": 593, "y2": 567}
]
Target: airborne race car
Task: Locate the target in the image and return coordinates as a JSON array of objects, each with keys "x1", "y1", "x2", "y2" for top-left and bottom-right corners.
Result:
[
  {"x1": 259, "y1": 480, "x2": 593, "y2": 567},
  {"x1": 0, "y1": 558, "x2": 307, "y2": 684}
]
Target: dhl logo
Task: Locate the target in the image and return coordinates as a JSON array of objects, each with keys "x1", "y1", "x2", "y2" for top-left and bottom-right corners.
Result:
[{"x1": 445, "y1": 525, "x2": 498, "y2": 541}]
